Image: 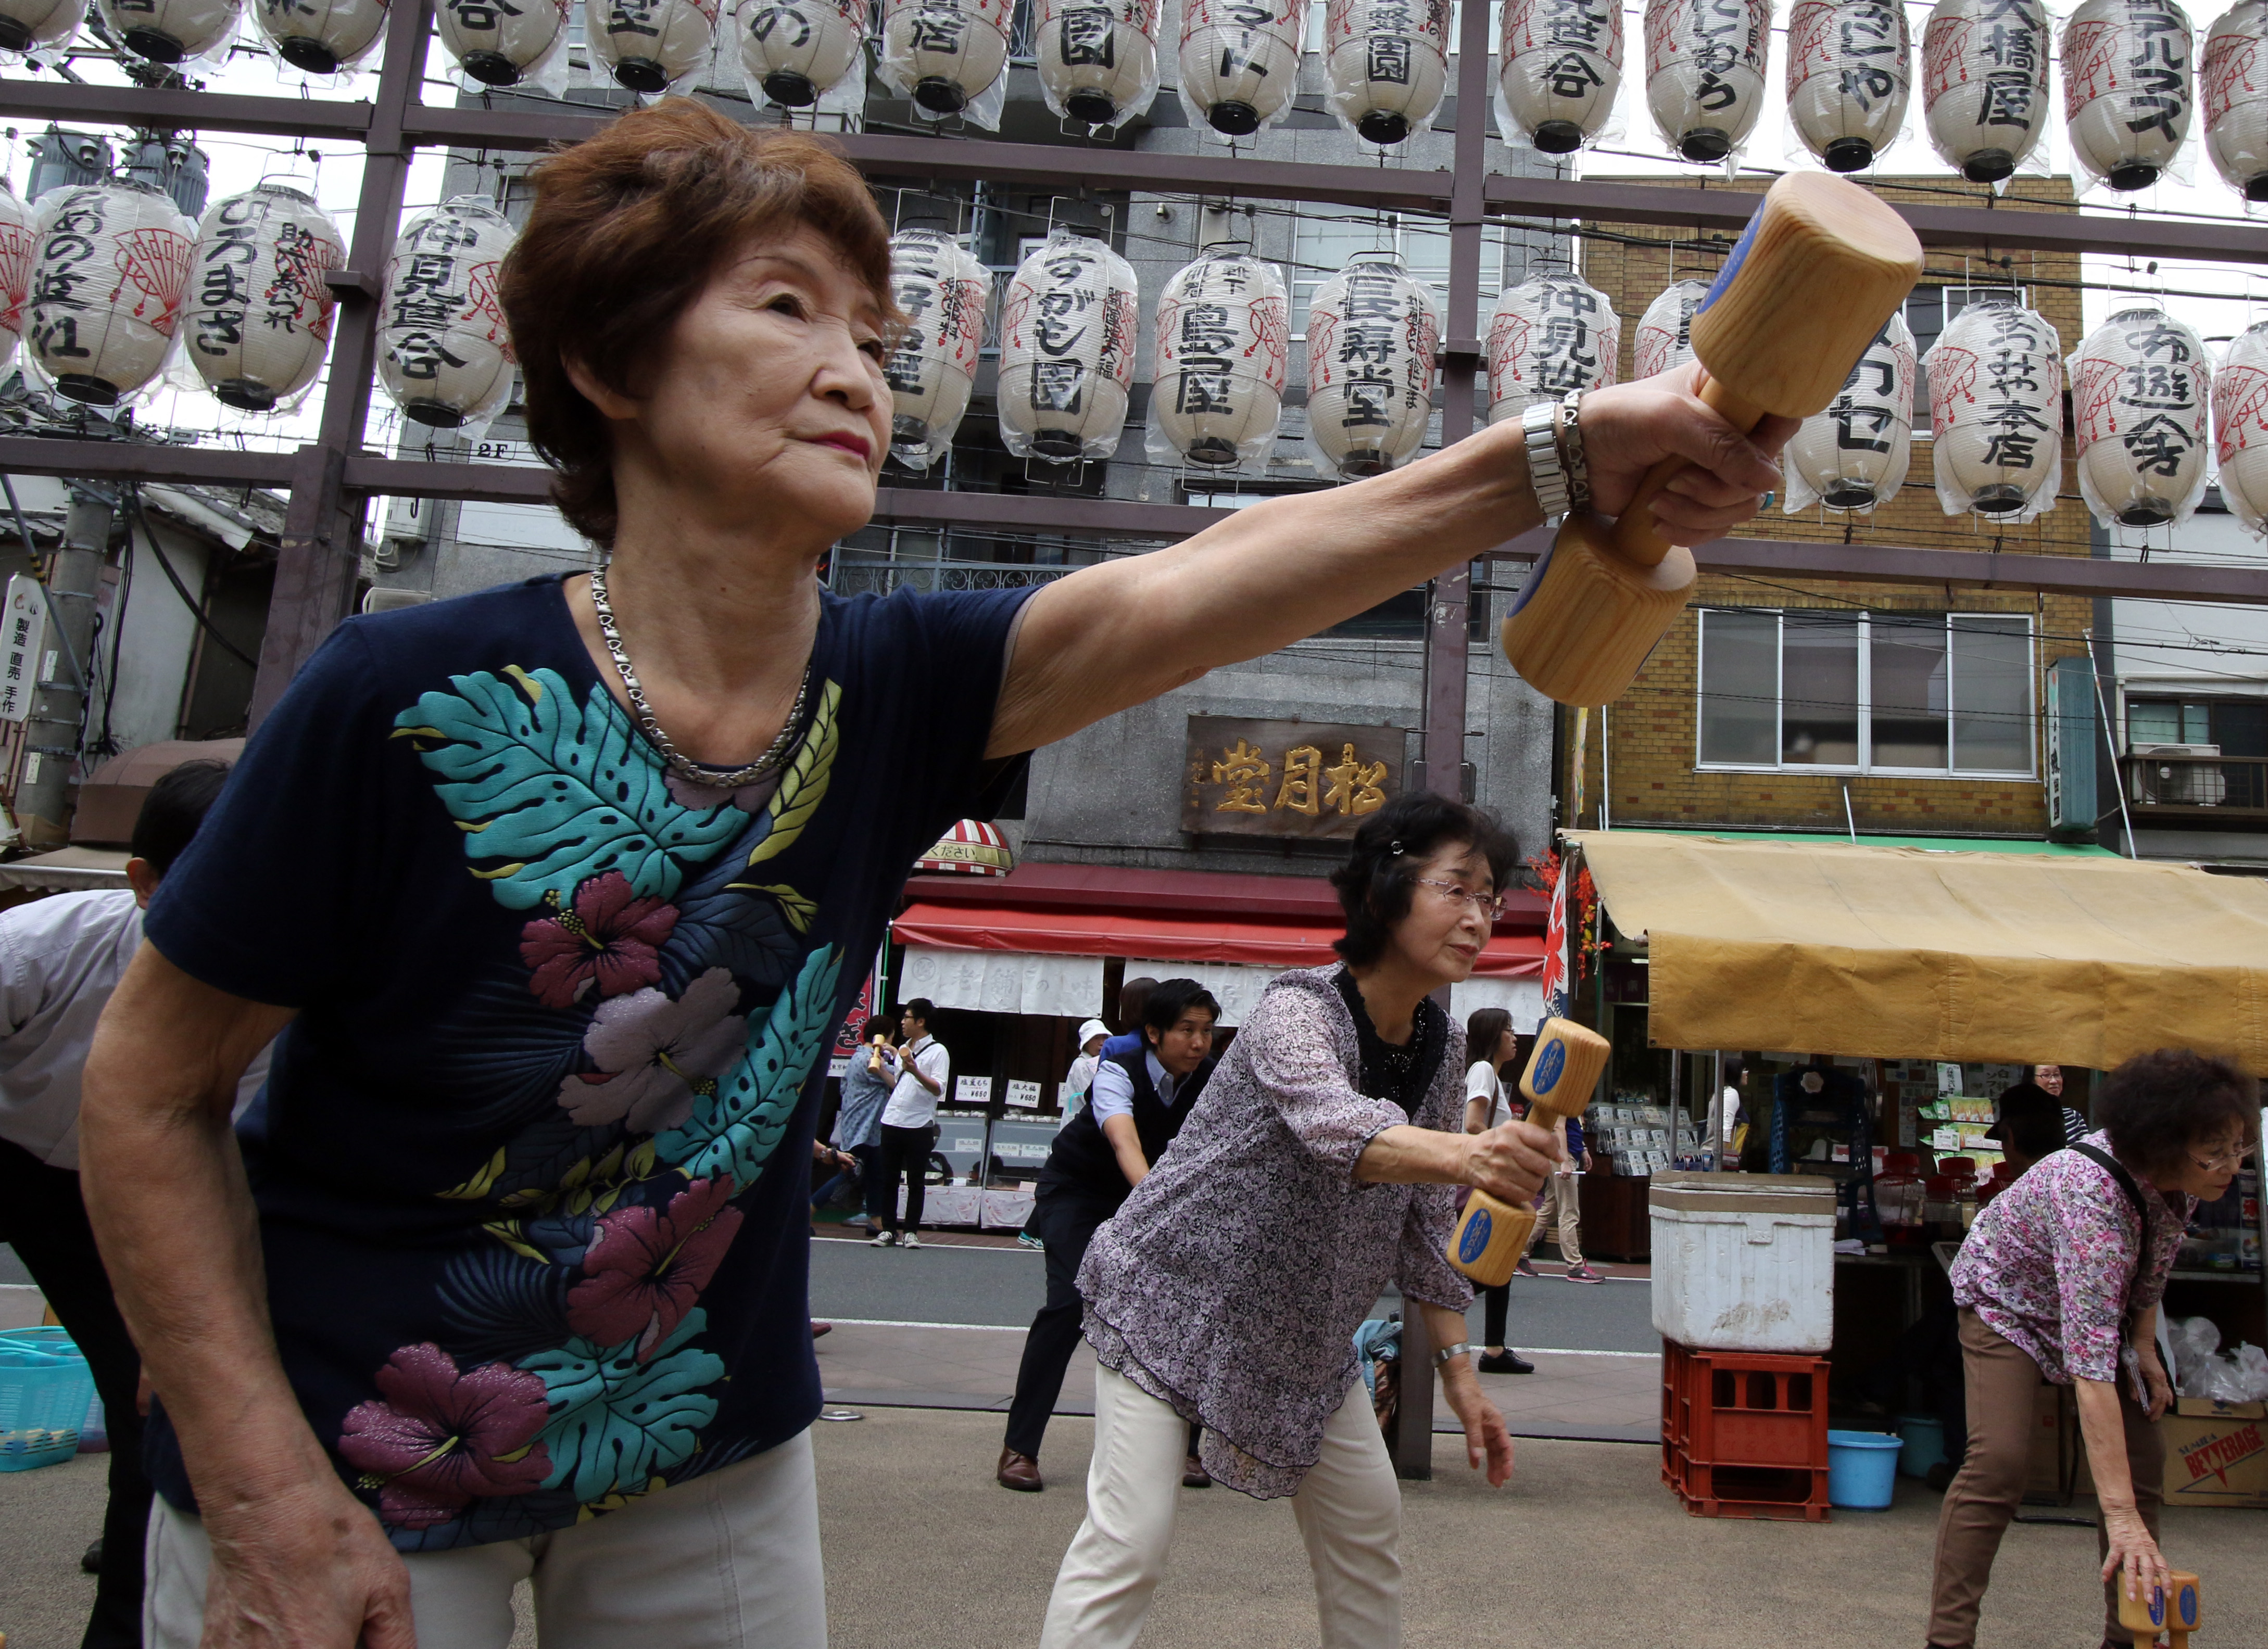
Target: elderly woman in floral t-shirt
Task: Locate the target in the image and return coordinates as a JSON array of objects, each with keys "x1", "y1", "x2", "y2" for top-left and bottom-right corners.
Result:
[{"x1": 1931, "y1": 1049, "x2": 2257, "y2": 1649}]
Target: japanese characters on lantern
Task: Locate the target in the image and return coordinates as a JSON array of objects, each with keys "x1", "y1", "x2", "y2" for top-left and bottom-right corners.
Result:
[
  {"x1": 738, "y1": 0, "x2": 867, "y2": 105},
  {"x1": 1632, "y1": 276, "x2": 1710, "y2": 377},
  {"x1": 1923, "y1": 296, "x2": 2062, "y2": 521},
  {"x1": 0, "y1": 0, "x2": 82, "y2": 56},
  {"x1": 2069, "y1": 305, "x2": 2212, "y2": 528},
  {"x1": 997, "y1": 229, "x2": 1140, "y2": 464},
  {"x1": 1036, "y1": 0, "x2": 1163, "y2": 127},
  {"x1": 1782, "y1": 312, "x2": 1916, "y2": 512},
  {"x1": 1485, "y1": 271, "x2": 1620, "y2": 425},
  {"x1": 2212, "y1": 319, "x2": 2268, "y2": 535},
  {"x1": 585, "y1": 0, "x2": 721, "y2": 93},
  {"x1": 883, "y1": 228, "x2": 989, "y2": 471},
  {"x1": 250, "y1": 0, "x2": 387, "y2": 72},
  {"x1": 26, "y1": 182, "x2": 194, "y2": 408},
  {"x1": 1149, "y1": 245, "x2": 1291, "y2": 471},
  {"x1": 377, "y1": 196, "x2": 519, "y2": 432},
  {"x1": 439, "y1": 0, "x2": 571, "y2": 85},
  {"x1": 1643, "y1": 0, "x2": 1769, "y2": 163},
  {"x1": 1497, "y1": 0, "x2": 1624, "y2": 153},
  {"x1": 183, "y1": 183, "x2": 342, "y2": 413},
  {"x1": 1305, "y1": 252, "x2": 1439, "y2": 477},
  {"x1": 94, "y1": 0, "x2": 242, "y2": 64},
  {"x1": 881, "y1": 0, "x2": 1014, "y2": 120},
  {"x1": 2203, "y1": 0, "x2": 2268, "y2": 198},
  {"x1": 1786, "y1": 0, "x2": 1912, "y2": 172},
  {"x1": 2062, "y1": 0, "x2": 2197, "y2": 191},
  {"x1": 1322, "y1": 0, "x2": 1451, "y2": 146},
  {"x1": 0, "y1": 181, "x2": 28, "y2": 374},
  {"x1": 1180, "y1": 0, "x2": 1309, "y2": 136},
  {"x1": 1921, "y1": 0, "x2": 2052, "y2": 181}
]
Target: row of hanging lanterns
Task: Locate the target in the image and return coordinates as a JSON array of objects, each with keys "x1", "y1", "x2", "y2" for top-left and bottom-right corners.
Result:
[{"x1": 9, "y1": 0, "x2": 391, "y2": 71}]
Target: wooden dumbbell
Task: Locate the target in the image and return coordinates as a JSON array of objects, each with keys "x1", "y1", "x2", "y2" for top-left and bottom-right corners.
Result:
[
  {"x1": 1501, "y1": 171, "x2": 1925, "y2": 708},
  {"x1": 1447, "y1": 1017, "x2": 1611, "y2": 1287},
  {"x1": 2118, "y1": 1569, "x2": 2201, "y2": 1647}
]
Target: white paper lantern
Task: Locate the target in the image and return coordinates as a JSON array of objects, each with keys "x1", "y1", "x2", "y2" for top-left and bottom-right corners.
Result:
[
  {"x1": 251, "y1": 0, "x2": 386, "y2": 71},
  {"x1": 998, "y1": 229, "x2": 1140, "y2": 464},
  {"x1": 1151, "y1": 246, "x2": 1290, "y2": 470},
  {"x1": 1643, "y1": 0, "x2": 1769, "y2": 162},
  {"x1": 26, "y1": 183, "x2": 194, "y2": 407},
  {"x1": 182, "y1": 183, "x2": 342, "y2": 413},
  {"x1": 1485, "y1": 271, "x2": 1620, "y2": 425},
  {"x1": 882, "y1": 0, "x2": 1013, "y2": 114},
  {"x1": 586, "y1": 0, "x2": 720, "y2": 92},
  {"x1": 883, "y1": 229, "x2": 988, "y2": 471},
  {"x1": 2069, "y1": 305, "x2": 2211, "y2": 527},
  {"x1": 1783, "y1": 313, "x2": 1915, "y2": 511},
  {"x1": 1036, "y1": 0, "x2": 1162, "y2": 126},
  {"x1": 439, "y1": 0, "x2": 571, "y2": 86},
  {"x1": 1631, "y1": 276, "x2": 1708, "y2": 379},
  {"x1": 2212, "y1": 319, "x2": 2268, "y2": 533},
  {"x1": 1180, "y1": 0, "x2": 1308, "y2": 135},
  {"x1": 2202, "y1": 0, "x2": 2268, "y2": 197},
  {"x1": 378, "y1": 196, "x2": 518, "y2": 432},
  {"x1": 1324, "y1": 0, "x2": 1451, "y2": 145},
  {"x1": 1920, "y1": 0, "x2": 2052, "y2": 181},
  {"x1": 1923, "y1": 297, "x2": 2061, "y2": 521},
  {"x1": 1306, "y1": 252, "x2": 1438, "y2": 477},
  {"x1": 95, "y1": 0, "x2": 242, "y2": 62},
  {"x1": 0, "y1": 0, "x2": 81, "y2": 55},
  {"x1": 2062, "y1": 0, "x2": 2197, "y2": 191},
  {"x1": 1786, "y1": 0, "x2": 1911, "y2": 171},
  {"x1": 0, "y1": 181, "x2": 30, "y2": 375},
  {"x1": 1498, "y1": 0, "x2": 1624, "y2": 153}
]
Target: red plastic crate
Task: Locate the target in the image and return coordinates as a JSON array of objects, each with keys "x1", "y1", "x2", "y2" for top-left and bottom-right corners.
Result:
[
  {"x1": 1659, "y1": 1338, "x2": 1833, "y2": 1521},
  {"x1": 1666, "y1": 1447, "x2": 1832, "y2": 1521}
]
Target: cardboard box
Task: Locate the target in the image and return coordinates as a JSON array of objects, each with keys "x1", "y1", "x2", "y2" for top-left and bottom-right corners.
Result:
[
  {"x1": 2163, "y1": 1397, "x2": 2268, "y2": 1509},
  {"x1": 2025, "y1": 1384, "x2": 2072, "y2": 1500}
]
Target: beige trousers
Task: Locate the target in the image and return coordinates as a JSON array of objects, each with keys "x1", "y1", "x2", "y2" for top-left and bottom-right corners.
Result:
[
  {"x1": 1523, "y1": 1168, "x2": 1584, "y2": 1267},
  {"x1": 1040, "y1": 1365, "x2": 1402, "y2": 1649}
]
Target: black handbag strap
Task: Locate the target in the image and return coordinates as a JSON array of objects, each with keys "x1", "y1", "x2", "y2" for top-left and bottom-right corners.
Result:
[{"x1": 2070, "y1": 1141, "x2": 2153, "y2": 1330}]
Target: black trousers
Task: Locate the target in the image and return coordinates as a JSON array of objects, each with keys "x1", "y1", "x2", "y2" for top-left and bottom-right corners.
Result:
[
  {"x1": 1003, "y1": 1183, "x2": 1117, "y2": 1461},
  {"x1": 0, "y1": 1138, "x2": 149, "y2": 1649},
  {"x1": 1482, "y1": 1279, "x2": 1511, "y2": 1350},
  {"x1": 876, "y1": 1123, "x2": 934, "y2": 1234}
]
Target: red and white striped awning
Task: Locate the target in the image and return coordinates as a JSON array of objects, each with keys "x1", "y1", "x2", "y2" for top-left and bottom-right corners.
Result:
[{"x1": 914, "y1": 818, "x2": 1014, "y2": 877}]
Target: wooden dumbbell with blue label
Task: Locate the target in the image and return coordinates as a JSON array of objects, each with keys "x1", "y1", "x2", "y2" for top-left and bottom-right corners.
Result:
[
  {"x1": 2119, "y1": 1569, "x2": 2201, "y2": 1647},
  {"x1": 1447, "y1": 1017, "x2": 1611, "y2": 1287}
]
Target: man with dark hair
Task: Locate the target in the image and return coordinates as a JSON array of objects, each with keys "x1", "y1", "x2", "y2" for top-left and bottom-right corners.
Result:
[
  {"x1": 0, "y1": 758, "x2": 251, "y2": 1649},
  {"x1": 998, "y1": 978, "x2": 1221, "y2": 1493},
  {"x1": 871, "y1": 997, "x2": 948, "y2": 1248}
]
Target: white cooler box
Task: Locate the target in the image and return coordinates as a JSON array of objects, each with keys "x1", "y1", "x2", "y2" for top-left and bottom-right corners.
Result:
[{"x1": 1648, "y1": 1172, "x2": 1836, "y2": 1353}]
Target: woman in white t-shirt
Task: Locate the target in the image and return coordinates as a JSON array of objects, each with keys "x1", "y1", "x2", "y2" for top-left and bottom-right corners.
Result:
[{"x1": 1461, "y1": 1008, "x2": 1534, "y2": 1375}]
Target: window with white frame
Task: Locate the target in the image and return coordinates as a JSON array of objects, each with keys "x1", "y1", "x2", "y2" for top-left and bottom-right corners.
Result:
[{"x1": 1697, "y1": 609, "x2": 2035, "y2": 775}]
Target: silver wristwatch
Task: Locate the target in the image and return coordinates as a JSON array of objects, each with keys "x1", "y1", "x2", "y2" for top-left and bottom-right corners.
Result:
[
  {"x1": 1520, "y1": 398, "x2": 1570, "y2": 518},
  {"x1": 1431, "y1": 1340, "x2": 1474, "y2": 1370},
  {"x1": 1560, "y1": 387, "x2": 1592, "y2": 513}
]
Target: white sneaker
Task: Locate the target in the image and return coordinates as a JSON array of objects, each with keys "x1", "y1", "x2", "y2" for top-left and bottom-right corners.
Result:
[
  {"x1": 867, "y1": 1230, "x2": 896, "y2": 1247},
  {"x1": 901, "y1": 1232, "x2": 922, "y2": 1249}
]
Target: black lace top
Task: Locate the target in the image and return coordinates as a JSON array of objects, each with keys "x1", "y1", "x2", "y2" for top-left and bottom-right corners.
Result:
[{"x1": 1331, "y1": 965, "x2": 1446, "y2": 1118}]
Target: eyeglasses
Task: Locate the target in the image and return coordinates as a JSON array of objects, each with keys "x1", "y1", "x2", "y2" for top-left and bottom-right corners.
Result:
[
  {"x1": 1413, "y1": 877, "x2": 1507, "y2": 920},
  {"x1": 2189, "y1": 1145, "x2": 2250, "y2": 1173}
]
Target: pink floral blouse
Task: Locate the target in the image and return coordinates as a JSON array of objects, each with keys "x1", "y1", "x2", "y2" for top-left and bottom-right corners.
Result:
[{"x1": 1950, "y1": 1131, "x2": 2194, "y2": 1385}]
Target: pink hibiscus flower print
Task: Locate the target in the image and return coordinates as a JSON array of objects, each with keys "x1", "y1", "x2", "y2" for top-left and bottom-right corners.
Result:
[
  {"x1": 337, "y1": 1343, "x2": 552, "y2": 1530},
  {"x1": 520, "y1": 872, "x2": 679, "y2": 1009},
  {"x1": 566, "y1": 1175, "x2": 745, "y2": 1359},
  {"x1": 557, "y1": 967, "x2": 746, "y2": 1134}
]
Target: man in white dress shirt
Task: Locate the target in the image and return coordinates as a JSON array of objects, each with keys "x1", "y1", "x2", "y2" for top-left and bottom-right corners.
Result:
[{"x1": 870, "y1": 998, "x2": 950, "y2": 1248}]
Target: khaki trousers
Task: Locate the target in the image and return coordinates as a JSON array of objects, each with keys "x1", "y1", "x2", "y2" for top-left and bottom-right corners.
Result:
[
  {"x1": 1523, "y1": 1169, "x2": 1584, "y2": 1267},
  {"x1": 1926, "y1": 1310, "x2": 2164, "y2": 1648}
]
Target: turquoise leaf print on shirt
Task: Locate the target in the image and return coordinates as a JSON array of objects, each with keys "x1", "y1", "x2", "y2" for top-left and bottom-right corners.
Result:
[
  {"x1": 654, "y1": 945, "x2": 842, "y2": 1186},
  {"x1": 519, "y1": 1308, "x2": 726, "y2": 1503},
  {"x1": 393, "y1": 668, "x2": 748, "y2": 911}
]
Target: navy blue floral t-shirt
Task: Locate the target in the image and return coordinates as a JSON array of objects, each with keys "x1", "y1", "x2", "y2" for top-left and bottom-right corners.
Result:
[{"x1": 142, "y1": 573, "x2": 1031, "y2": 1550}]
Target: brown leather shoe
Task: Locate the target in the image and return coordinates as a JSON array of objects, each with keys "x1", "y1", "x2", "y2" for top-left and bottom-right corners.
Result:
[
  {"x1": 997, "y1": 1447, "x2": 1043, "y2": 1491},
  {"x1": 1182, "y1": 1453, "x2": 1212, "y2": 1488}
]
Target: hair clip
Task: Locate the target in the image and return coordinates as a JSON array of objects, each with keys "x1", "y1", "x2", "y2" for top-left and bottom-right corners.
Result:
[{"x1": 1388, "y1": 841, "x2": 1405, "y2": 856}]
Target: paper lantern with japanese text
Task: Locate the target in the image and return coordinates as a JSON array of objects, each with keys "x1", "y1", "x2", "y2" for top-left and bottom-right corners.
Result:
[
  {"x1": 883, "y1": 229, "x2": 988, "y2": 471},
  {"x1": 95, "y1": 0, "x2": 242, "y2": 63},
  {"x1": 0, "y1": 0, "x2": 81, "y2": 55},
  {"x1": 1306, "y1": 252, "x2": 1438, "y2": 476},
  {"x1": 251, "y1": 0, "x2": 387, "y2": 72},
  {"x1": 586, "y1": 0, "x2": 720, "y2": 92},
  {"x1": 1787, "y1": 0, "x2": 1911, "y2": 171},
  {"x1": 1631, "y1": 276, "x2": 1709, "y2": 378},
  {"x1": 183, "y1": 183, "x2": 342, "y2": 413},
  {"x1": 2212, "y1": 319, "x2": 2268, "y2": 534},
  {"x1": 1921, "y1": 0, "x2": 2053, "y2": 181},
  {"x1": 1324, "y1": 0, "x2": 1451, "y2": 145},
  {"x1": 1923, "y1": 297, "x2": 2061, "y2": 521},
  {"x1": 1643, "y1": 0, "x2": 1769, "y2": 162},
  {"x1": 0, "y1": 181, "x2": 29, "y2": 374},
  {"x1": 1180, "y1": 0, "x2": 1308, "y2": 135},
  {"x1": 26, "y1": 182, "x2": 194, "y2": 407},
  {"x1": 1036, "y1": 0, "x2": 1162, "y2": 126},
  {"x1": 1150, "y1": 246, "x2": 1290, "y2": 471},
  {"x1": 438, "y1": 0, "x2": 570, "y2": 85},
  {"x1": 377, "y1": 196, "x2": 518, "y2": 431},
  {"x1": 882, "y1": 0, "x2": 1013, "y2": 115},
  {"x1": 998, "y1": 229, "x2": 1140, "y2": 463},
  {"x1": 1498, "y1": 0, "x2": 1623, "y2": 152},
  {"x1": 2062, "y1": 0, "x2": 2197, "y2": 191},
  {"x1": 2069, "y1": 305, "x2": 2211, "y2": 527},
  {"x1": 1783, "y1": 312, "x2": 1916, "y2": 512},
  {"x1": 1486, "y1": 271, "x2": 1620, "y2": 425},
  {"x1": 2203, "y1": 0, "x2": 2268, "y2": 198},
  {"x1": 738, "y1": 0, "x2": 865, "y2": 104}
]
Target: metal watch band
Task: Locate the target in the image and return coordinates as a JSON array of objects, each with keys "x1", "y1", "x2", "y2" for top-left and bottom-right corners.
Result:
[
  {"x1": 1559, "y1": 387, "x2": 1592, "y2": 513},
  {"x1": 1431, "y1": 1340, "x2": 1474, "y2": 1370},
  {"x1": 1521, "y1": 398, "x2": 1571, "y2": 517}
]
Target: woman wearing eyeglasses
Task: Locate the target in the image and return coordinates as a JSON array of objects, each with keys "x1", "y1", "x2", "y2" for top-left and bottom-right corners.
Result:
[
  {"x1": 1038, "y1": 792, "x2": 1561, "y2": 1647},
  {"x1": 1927, "y1": 1048, "x2": 2259, "y2": 1649}
]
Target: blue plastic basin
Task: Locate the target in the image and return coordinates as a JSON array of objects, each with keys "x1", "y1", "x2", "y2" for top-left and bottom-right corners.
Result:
[
  {"x1": 1828, "y1": 1429, "x2": 1902, "y2": 1509},
  {"x1": 1897, "y1": 1413, "x2": 1946, "y2": 1479}
]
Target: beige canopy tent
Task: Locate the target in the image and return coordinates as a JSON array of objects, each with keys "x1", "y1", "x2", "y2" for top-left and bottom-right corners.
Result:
[{"x1": 1569, "y1": 831, "x2": 2268, "y2": 1076}]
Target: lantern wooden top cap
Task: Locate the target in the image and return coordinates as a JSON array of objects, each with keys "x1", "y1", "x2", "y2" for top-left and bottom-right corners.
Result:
[{"x1": 1688, "y1": 172, "x2": 1924, "y2": 422}]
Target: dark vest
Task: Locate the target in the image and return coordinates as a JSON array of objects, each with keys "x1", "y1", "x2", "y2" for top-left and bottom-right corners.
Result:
[{"x1": 1042, "y1": 1045, "x2": 1216, "y2": 1207}]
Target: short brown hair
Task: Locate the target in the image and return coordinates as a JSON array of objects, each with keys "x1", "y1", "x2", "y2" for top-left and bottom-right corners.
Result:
[
  {"x1": 500, "y1": 102, "x2": 895, "y2": 549},
  {"x1": 2098, "y1": 1048, "x2": 2259, "y2": 1180}
]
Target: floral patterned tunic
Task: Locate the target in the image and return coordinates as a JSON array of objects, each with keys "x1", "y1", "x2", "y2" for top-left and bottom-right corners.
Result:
[
  {"x1": 1950, "y1": 1130, "x2": 2195, "y2": 1385},
  {"x1": 1077, "y1": 966, "x2": 1475, "y2": 1500},
  {"x1": 141, "y1": 574, "x2": 1028, "y2": 1549}
]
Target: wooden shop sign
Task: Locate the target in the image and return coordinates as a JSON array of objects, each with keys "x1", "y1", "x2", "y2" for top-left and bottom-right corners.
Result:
[{"x1": 1181, "y1": 715, "x2": 1399, "y2": 839}]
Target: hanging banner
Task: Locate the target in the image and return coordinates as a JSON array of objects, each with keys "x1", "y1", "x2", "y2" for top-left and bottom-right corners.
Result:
[
  {"x1": 0, "y1": 574, "x2": 47, "y2": 724},
  {"x1": 1541, "y1": 856, "x2": 1570, "y2": 1019}
]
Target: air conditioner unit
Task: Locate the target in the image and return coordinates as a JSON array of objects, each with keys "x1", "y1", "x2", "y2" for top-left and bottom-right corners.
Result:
[{"x1": 2131, "y1": 744, "x2": 2226, "y2": 806}]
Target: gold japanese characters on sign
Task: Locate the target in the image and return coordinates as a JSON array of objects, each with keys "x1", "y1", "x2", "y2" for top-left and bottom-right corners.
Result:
[{"x1": 1182, "y1": 715, "x2": 1399, "y2": 839}]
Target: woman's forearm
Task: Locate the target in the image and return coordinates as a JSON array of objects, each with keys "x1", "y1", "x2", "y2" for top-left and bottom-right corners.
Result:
[
  {"x1": 2074, "y1": 1376, "x2": 2138, "y2": 1510},
  {"x1": 1356, "y1": 1124, "x2": 1472, "y2": 1186}
]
